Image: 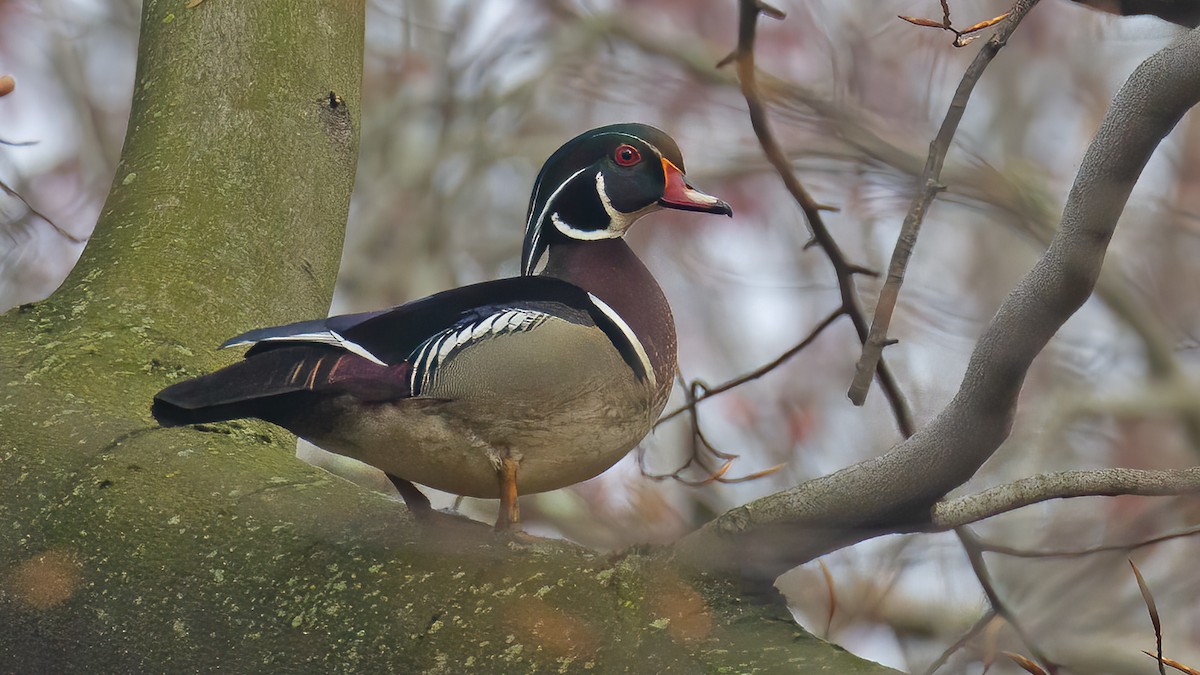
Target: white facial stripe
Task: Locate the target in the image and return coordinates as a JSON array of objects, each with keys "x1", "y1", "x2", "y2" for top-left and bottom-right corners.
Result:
[
  {"x1": 552, "y1": 170, "x2": 664, "y2": 241},
  {"x1": 587, "y1": 293, "x2": 656, "y2": 389},
  {"x1": 524, "y1": 165, "x2": 590, "y2": 274}
]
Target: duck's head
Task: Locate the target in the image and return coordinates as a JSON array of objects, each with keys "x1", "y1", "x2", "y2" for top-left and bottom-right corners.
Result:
[{"x1": 521, "y1": 123, "x2": 732, "y2": 275}]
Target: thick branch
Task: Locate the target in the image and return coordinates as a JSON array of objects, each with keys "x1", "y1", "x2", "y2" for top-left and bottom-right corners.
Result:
[
  {"x1": 848, "y1": 0, "x2": 1038, "y2": 405},
  {"x1": 932, "y1": 468, "x2": 1200, "y2": 529},
  {"x1": 675, "y1": 26, "x2": 1200, "y2": 581}
]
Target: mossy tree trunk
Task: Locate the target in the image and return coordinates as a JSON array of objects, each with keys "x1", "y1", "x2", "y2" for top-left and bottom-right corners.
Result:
[{"x1": 0, "y1": 2, "x2": 894, "y2": 671}]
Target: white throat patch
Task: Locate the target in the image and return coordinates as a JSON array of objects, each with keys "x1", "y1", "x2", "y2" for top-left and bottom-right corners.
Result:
[{"x1": 550, "y1": 171, "x2": 659, "y2": 241}]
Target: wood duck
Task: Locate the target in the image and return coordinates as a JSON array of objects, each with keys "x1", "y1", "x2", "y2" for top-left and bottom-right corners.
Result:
[{"x1": 152, "y1": 123, "x2": 732, "y2": 529}]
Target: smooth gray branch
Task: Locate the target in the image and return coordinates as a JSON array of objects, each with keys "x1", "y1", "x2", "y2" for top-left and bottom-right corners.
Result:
[
  {"x1": 599, "y1": 15, "x2": 1200, "y2": 457},
  {"x1": 933, "y1": 468, "x2": 1200, "y2": 529}
]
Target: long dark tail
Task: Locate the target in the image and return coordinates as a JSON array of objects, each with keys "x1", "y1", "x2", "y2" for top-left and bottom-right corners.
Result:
[
  {"x1": 152, "y1": 347, "x2": 315, "y2": 426},
  {"x1": 151, "y1": 396, "x2": 287, "y2": 427},
  {"x1": 151, "y1": 345, "x2": 410, "y2": 427}
]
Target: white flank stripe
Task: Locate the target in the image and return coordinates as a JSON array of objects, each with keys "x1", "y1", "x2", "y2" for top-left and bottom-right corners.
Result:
[
  {"x1": 586, "y1": 293, "x2": 655, "y2": 389},
  {"x1": 490, "y1": 313, "x2": 510, "y2": 334},
  {"x1": 413, "y1": 341, "x2": 434, "y2": 371}
]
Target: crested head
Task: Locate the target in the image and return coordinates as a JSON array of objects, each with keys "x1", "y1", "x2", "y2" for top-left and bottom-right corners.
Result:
[{"x1": 521, "y1": 123, "x2": 732, "y2": 276}]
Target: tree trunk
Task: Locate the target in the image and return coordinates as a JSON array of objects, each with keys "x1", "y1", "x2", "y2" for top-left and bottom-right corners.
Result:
[{"x1": 0, "y1": 1, "x2": 894, "y2": 672}]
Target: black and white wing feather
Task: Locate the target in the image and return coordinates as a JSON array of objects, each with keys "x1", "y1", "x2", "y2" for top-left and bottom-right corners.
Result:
[
  {"x1": 408, "y1": 305, "x2": 563, "y2": 395},
  {"x1": 216, "y1": 276, "x2": 652, "y2": 388}
]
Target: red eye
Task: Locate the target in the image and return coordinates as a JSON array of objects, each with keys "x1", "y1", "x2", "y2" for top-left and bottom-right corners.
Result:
[{"x1": 614, "y1": 144, "x2": 641, "y2": 167}]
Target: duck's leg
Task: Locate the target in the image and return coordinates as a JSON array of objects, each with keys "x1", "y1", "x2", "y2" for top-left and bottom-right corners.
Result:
[
  {"x1": 494, "y1": 455, "x2": 522, "y2": 530},
  {"x1": 387, "y1": 473, "x2": 433, "y2": 520}
]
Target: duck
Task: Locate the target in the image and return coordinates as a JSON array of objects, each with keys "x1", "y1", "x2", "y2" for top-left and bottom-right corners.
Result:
[{"x1": 151, "y1": 123, "x2": 732, "y2": 529}]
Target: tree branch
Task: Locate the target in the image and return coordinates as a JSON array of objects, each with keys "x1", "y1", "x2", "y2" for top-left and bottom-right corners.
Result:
[
  {"x1": 977, "y1": 523, "x2": 1200, "y2": 559},
  {"x1": 848, "y1": 0, "x2": 1038, "y2": 405},
  {"x1": 657, "y1": 307, "x2": 845, "y2": 426},
  {"x1": 674, "y1": 25, "x2": 1200, "y2": 581},
  {"x1": 921, "y1": 609, "x2": 996, "y2": 675},
  {"x1": 732, "y1": 0, "x2": 915, "y2": 438},
  {"x1": 956, "y1": 527, "x2": 1056, "y2": 673},
  {"x1": 932, "y1": 468, "x2": 1200, "y2": 529}
]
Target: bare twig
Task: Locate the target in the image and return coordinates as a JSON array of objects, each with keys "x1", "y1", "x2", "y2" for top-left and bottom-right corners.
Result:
[
  {"x1": 657, "y1": 307, "x2": 845, "y2": 426},
  {"x1": 1142, "y1": 652, "x2": 1200, "y2": 675},
  {"x1": 0, "y1": 178, "x2": 87, "y2": 244},
  {"x1": 732, "y1": 0, "x2": 914, "y2": 437},
  {"x1": 921, "y1": 609, "x2": 997, "y2": 675},
  {"x1": 923, "y1": 25, "x2": 1049, "y2": 647},
  {"x1": 977, "y1": 524, "x2": 1200, "y2": 558},
  {"x1": 1004, "y1": 651, "x2": 1050, "y2": 675},
  {"x1": 0, "y1": 69, "x2": 84, "y2": 244},
  {"x1": 899, "y1": 8, "x2": 1014, "y2": 48},
  {"x1": 957, "y1": 527, "x2": 1056, "y2": 673},
  {"x1": 932, "y1": 468, "x2": 1200, "y2": 529},
  {"x1": 675, "y1": 23, "x2": 1200, "y2": 580},
  {"x1": 597, "y1": 9, "x2": 1200, "y2": 457},
  {"x1": 668, "y1": 15, "x2": 1200, "y2": 588},
  {"x1": 817, "y1": 558, "x2": 836, "y2": 638},
  {"x1": 848, "y1": 0, "x2": 1039, "y2": 406},
  {"x1": 640, "y1": 378, "x2": 785, "y2": 485}
]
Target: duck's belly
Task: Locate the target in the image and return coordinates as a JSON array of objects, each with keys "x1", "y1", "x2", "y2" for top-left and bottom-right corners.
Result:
[
  {"x1": 301, "y1": 319, "x2": 665, "y2": 498},
  {"x1": 312, "y1": 387, "x2": 652, "y2": 497}
]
